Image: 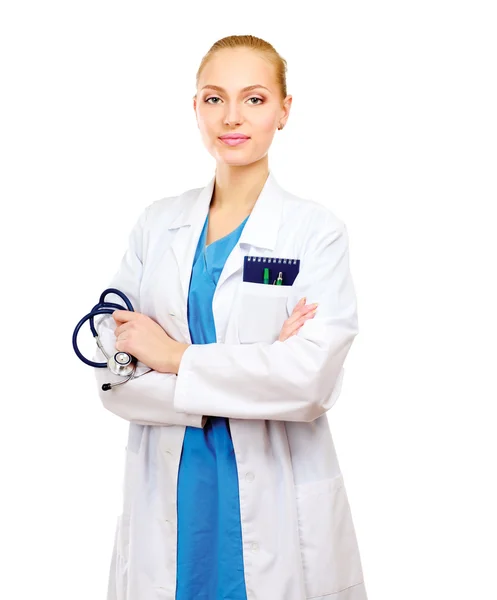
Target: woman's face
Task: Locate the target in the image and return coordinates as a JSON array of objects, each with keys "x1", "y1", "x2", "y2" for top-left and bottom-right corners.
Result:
[{"x1": 194, "y1": 48, "x2": 291, "y2": 167}]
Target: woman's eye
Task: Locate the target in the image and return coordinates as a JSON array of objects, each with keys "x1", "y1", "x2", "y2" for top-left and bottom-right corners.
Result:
[{"x1": 204, "y1": 96, "x2": 264, "y2": 105}]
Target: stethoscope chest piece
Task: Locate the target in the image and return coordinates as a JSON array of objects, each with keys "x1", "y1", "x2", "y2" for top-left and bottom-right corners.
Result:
[{"x1": 108, "y1": 351, "x2": 136, "y2": 377}]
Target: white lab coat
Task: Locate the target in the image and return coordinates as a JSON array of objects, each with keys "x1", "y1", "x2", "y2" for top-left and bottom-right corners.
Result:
[{"x1": 93, "y1": 171, "x2": 368, "y2": 600}]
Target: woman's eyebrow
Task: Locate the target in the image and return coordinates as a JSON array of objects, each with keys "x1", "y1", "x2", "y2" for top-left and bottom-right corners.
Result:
[{"x1": 201, "y1": 84, "x2": 271, "y2": 93}]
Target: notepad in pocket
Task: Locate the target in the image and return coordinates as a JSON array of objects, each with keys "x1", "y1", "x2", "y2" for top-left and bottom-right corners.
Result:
[{"x1": 243, "y1": 256, "x2": 300, "y2": 286}]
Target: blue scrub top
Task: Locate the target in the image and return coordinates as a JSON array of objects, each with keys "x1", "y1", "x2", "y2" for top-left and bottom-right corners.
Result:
[{"x1": 176, "y1": 212, "x2": 249, "y2": 600}]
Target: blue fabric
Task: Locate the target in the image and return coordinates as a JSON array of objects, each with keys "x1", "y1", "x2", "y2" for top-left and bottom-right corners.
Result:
[{"x1": 176, "y1": 212, "x2": 249, "y2": 600}]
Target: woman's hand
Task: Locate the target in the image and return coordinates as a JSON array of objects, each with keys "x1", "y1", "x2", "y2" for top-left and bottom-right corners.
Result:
[
  {"x1": 112, "y1": 310, "x2": 189, "y2": 374},
  {"x1": 279, "y1": 297, "x2": 318, "y2": 342}
]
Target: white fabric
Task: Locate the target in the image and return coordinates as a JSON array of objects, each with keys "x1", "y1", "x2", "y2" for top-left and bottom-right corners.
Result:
[{"x1": 94, "y1": 171, "x2": 367, "y2": 599}]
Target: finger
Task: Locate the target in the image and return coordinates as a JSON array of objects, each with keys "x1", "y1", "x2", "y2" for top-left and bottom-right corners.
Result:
[
  {"x1": 279, "y1": 321, "x2": 301, "y2": 341},
  {"x1": 286, "y1": 310, "x2": 317, "y2": 337},
  {"x1": 114, "y1": 324, "x2": 125, "y2": 337},
  {"x1": 288, "y1": 297, "x2": 305, "y2": 317},
  {"x1": 285, "y1": 309, "x2": 309, "y2": 331},
  {"x1": 291, "y1": 301, "x2": 318, "y2": 317},
  {"x1": 293, "y1": 297, "x2": 306, "y2": 312},
  {"x1": 112, "y1": 310, "x2": 137, "y2": 324},
  {"x1": 116, "y1": 330, "x2": 130, "y2": 344},
  {"x1": 293, "y1": 311, "x2": 316, "y2": 332},
  {"x1": 287, "y1": 302, "x2": 318, "y2": 326}
]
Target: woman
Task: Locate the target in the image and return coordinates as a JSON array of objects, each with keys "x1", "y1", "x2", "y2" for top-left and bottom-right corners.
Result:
[{"x1": 94, "y1": 35, "x2": 367, "y2": 600}]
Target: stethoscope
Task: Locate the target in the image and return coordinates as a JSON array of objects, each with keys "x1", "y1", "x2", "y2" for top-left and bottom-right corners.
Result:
[{"x1": 72, "y1": 288, "x2": 151, "y2": 391}]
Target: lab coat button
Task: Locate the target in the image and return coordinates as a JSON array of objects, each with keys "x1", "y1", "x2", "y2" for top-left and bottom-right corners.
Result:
[
  {"x1": 251, "y1": 542, "x2": 259, "y2": 552},
  {"x1": 245, "y1": 472, "x2": 255, "y2": 482}
]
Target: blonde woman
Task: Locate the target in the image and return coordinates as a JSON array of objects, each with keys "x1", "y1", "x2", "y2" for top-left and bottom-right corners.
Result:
[{"x1": 95, "y1": 34, "x2": 367, "y2": 600}]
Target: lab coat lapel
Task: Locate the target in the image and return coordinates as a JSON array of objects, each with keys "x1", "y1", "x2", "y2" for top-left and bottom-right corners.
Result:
[
  {"x1": 165, "y1": 171, "x2": 284, "y2": 342},
  {"x1": 164, "y1": 177, "x2": 214, "y2": 342},
  {"x1": 168, "y1": 177, "x2": 215, "y2": 302},
  {"x1": 216, "y1": 171, "x2": 284, "y2": 290}
]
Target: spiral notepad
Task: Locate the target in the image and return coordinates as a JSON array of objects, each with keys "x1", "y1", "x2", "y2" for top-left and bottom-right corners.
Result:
[{"x1": 243, "y1": 256, "x2": 300, "y2": 286}]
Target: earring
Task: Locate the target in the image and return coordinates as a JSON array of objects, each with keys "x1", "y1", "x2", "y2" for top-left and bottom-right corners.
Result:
[{"x1": 278, "y1": 124, "x2": 284, "y2": 130}]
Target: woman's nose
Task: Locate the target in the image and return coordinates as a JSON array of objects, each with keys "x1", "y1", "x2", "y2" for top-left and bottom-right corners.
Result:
[{"x1": 224, "y1": 107, "x2": 243, "y2": 127}]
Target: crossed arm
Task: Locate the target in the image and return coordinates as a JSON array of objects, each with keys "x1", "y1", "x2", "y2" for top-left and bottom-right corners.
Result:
[{"x1": 93, "y1": 206, "x2": 358, "y2": 425}]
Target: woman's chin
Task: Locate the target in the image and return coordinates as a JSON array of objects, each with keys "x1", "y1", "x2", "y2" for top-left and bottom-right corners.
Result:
[{"x1": 213, "y1": 152, "x2": 254, "y2": 166}]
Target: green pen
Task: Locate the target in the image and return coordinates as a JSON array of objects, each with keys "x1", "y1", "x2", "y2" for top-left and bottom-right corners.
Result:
[
  {"x1": 276, "y1": 271, "x2": 283, "y2": 285},
  {"x1": 263, "y1": 267, "x2": 270, "y2": 285}
]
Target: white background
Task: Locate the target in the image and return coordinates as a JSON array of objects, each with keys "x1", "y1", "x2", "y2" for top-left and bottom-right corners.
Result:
[{"x1": 1, "y1": 1, "x2": 496, "y2": 598}]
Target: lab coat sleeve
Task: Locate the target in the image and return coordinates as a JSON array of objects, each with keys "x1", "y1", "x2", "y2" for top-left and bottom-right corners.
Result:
[
  {"x1": 173, "y1": 219, "x2": 359, "y2": 423},
  {"x1": 92, "y1": 205, "x2": 206, "y2": 428}
]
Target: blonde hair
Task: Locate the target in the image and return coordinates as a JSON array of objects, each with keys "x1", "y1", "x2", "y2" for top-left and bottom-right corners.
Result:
[{"x1": 196, "y1": 35, "x2": 288, "y2": 104}]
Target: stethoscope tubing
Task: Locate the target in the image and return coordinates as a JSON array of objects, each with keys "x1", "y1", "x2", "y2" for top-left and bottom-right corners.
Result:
[{"x1": 72, "y1": 288, "x2": 134, "y2": 368}]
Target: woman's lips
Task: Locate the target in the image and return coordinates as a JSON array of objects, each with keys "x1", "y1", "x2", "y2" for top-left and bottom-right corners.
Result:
[{"x1": 219, "y1": 137, "x2": 249, "y2": 146}]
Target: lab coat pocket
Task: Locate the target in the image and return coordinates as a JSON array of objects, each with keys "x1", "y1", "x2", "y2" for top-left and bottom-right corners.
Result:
[
  {"x1": 237, "y1": 282, "x2": 292, "y2": 344},
  {"x1": 295, "y1": 475, "x2": 364, "y2": 597}
]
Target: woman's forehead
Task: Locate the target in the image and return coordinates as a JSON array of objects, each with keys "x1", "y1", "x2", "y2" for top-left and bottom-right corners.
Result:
[{"x1": 199, "y1": 49, "x2": 275, "y2": 90}]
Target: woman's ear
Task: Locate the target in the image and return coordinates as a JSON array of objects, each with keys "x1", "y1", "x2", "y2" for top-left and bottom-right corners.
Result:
[{"x1": 193, "y1": 96, "x2": 200, "y2": 128}]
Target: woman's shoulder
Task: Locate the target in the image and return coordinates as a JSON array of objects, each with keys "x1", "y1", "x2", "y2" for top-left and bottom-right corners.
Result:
[
  {"x1": 280, "y1": 185, "x2": 347, "y2": 236},
  {"x1": 141, "y1": 184, "x2": 202, "y2": 227}
]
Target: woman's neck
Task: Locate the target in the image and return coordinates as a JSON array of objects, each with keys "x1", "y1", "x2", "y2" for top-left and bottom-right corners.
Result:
[{"x1": 210, "y1": 161, "x2": 269, "y2": 213}]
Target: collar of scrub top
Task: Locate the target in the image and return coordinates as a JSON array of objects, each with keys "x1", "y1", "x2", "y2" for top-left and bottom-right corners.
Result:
[
  {"x1": 167, "y1": 171, "x2": 286, "y2": 301},
  {"x1": 169, "y1": 170, "x2": 284, "y2": 250}
]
